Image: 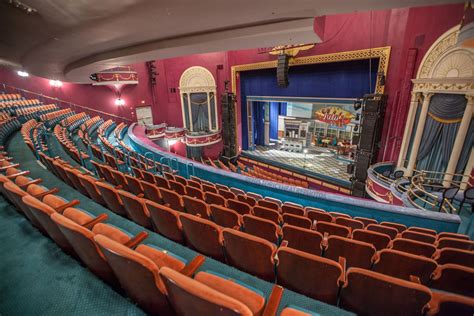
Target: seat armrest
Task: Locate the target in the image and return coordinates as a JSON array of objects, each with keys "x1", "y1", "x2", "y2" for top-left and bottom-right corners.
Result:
[
  {"x1": 409, "y1": 275, "x2": 421, "y2": 284},
  {"x1": 6, "y1": 171, "x2": 30, "y2": 179},
  {"x1": 124, "y1": 231, "x2": 149, "y2": 249},
  {"x1": 18, "y1": 178, "x2": 43, "y2": 188},
  {"x1": 179, "y1": 255, "x2": 206, "y2": 277},
  {"x1": 54, "y1": 199, "x2": 80, "y2": 213},
  {"x1": 263, "y1": 285, "x2": 284, "y2": 316},
  {"x1": 280, "y1": 240, "x2": 289, "y2": 248},
  {"x1": 0, "y1": 163, "x2": 20, "y2": 171},
  {"x1": 338, "y1": 256, "x2": 347, "y2": 285},
  {"x1": 82, "y1": 213, "x2": 109, "y2": 230},
  {"x1": 32, "y1": 187, "x2": 60, "y2": 199}
]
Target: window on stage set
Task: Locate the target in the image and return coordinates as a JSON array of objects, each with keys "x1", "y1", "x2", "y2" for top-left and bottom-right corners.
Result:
[{"x1": 179, "y1": 66, "x2": 218, "y2": 133}]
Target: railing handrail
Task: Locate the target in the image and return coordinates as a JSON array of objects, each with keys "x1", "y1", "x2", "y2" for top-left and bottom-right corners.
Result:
[{"x1": 1, "y1": 83, "x2": 133, "y2": 123}]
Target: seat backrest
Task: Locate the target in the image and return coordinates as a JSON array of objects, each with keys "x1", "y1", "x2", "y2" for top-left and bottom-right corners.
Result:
[
  {"x1": 315, "y1": 221, "x2": 350, "y2": 238},
  {"x1": 169, "y1": 180, "x2": 186, "y2": 195},
  {"x1": 335, "y1": 217, "x2": 364, "y2": 231},
  {"x1": 209, "y1": 205, "x2": 241, "y2": 229},
  {"x1": 257, "y1": 199, "x2": 280, "y2": 211},
  {"x1": 325, "y1": 235, "x2": 376, "y2": 269},
  {"x1": 141, "y1": 181, "x2": 163, "y2": 203},
  {"x1": 328, "y1": 211, "x2": 351, "y2": 219},
  {"x1": 390, "y1": 238, "x2": 437, "y2": 258},
  {"x1": 282, "y1": 213, "x2": 312, "y2": 229},
  {"x1": 340, "y1": 268, "x2": 432, "y2": 316},
  {"x1": 174, "y1": 175, "x2": 188, "y2": 186},
  {"x1": 367, "y1": 224, "x2": 399, "y2": 240},
  {"x1": 153, "y1": 175, "x2": 170, "y2": 189},
  {"x1": 352, "y1": 229, "x2": 391, "y2": 250},
  {"x1": 226, "y1": 199, "x2": 252, "y2": 215},
  {"x1": 252, "y1": 205, "x2": 281, "y2": 225},
  {"x1": 110, "y1": 169, "x2": 128, "y2": 190},
  {"x1": 222, "y1": 228, "x2": 276, "y2": 282},
  {"x1": 437, "y1": 232, "x2": 469, "y2": 241},
  {"x1": 77, "y1": 174, "x2": 105, "y2": 205},
  {"x1": 353, "y1": 216, "x2": 378, "y2": 227},
  {"x1": 50, "y1": 213, "x2": 116, "y2": 284},
  {"x1": 159, "y1": 267, "x2": 252, "y2": 316},
  {"x1": 402, "y1": 230, "x2": 436, "y2": 244},
  {"x1": 277, "y1": 247, "x2": 343, "y2": 305},
  {"x1": 430, "y1": 264, "x2": 474, "y2": 297},
  {"x1": 282, "y1": 224, "x2": 323, "y2": 256},
  {"x1": 281, "y1": 203, "x2": 305, "y2": 216},
  {"x1": 159, "y1": 187, "x2": 184, "y2": 212},
  {"x1": 202, "y1": 184, "x2": 218, "y2": 194},
  {"x1": 204, "y1": 192, "x2": 226, "y2": 207},
  {"x1": 218, "y1": 189, "x2": 236, "y2": 200},
  {"x1": 187, "y1": 179, "x2": 202, "y2": 189},
  {"x1": 433, "y1": 247, "x2": 474, "y2": 268},
  {"x1": 179, "y1": 213, "x2": 224, "y2": 261},
  {"x1": 183, "y1": 195, "x2": 210, "y2": 219},
  {"x1": 95, "y1": 181, "x2": 127, "y2": 216},
  {"x1": 185, "y1": 185, "x2": 204, "y2": 200},
  {"x1": 306, "y1": 209, "x2": 333, "y2": 223},
  {"x1": 373, "y1": 249, "x2": 437, "y2": 284},
  {"x1": 124, "y1": 174, "x2": 144, "y2": 196},
  {"x1": 407, "y1": 226, "x2": 437, "y2": 236},
  {"x1": 436, "y1": 237, "x2": 474, "y2": 251},
  {"x1": 246, "y1": 192, "x2": 262, "y2": 202},
  {"x1": 427, "y1": 293, "x2": 474, "y2": 316},
  {"x1": 238, "y1": 194, "x2": 257, "y2": 206},
  {"x1": 242, "y1": 214, "x2": 280, "y2": 244},
  {"x1": 117, "y1": 190, "x2": 151, "y2": 228},
  {"x1": 93, "y1": 235, "x2": 173, "y2": 315},
  {"x1": 145, "y1": 200, "x2": 184, "y2": 244},
  {"x1": 380, "y1": 221, "x2": 407, "y2": 233}
]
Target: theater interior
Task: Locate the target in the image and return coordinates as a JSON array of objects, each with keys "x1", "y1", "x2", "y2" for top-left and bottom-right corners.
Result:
[{"x1": 0, "y1": 0, "x2": 473, "y2": 315}]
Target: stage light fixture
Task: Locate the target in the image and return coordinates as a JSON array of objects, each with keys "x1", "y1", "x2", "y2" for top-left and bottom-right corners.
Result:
[
  {"x1": 17, "y1": 70, "x2": 29, "y2": 77},
  {"x1": 356, "y1": 114, "x2": 360, "y2": 121},
  {"x1": 49, "y1": 80, "x2": 62, "y2": 87},
  {"x1": 115, "y1": 98, "x2": 125, "y2": 106},
  {"x1": 353, "y1": 99, "x2": 362, "y2": 111},
  {"x1": 303, "y1": 149, "x2": 308, "y2": 154},
  {"x1": 354, "y1": 125, "x2": 359, "y2": 132}
]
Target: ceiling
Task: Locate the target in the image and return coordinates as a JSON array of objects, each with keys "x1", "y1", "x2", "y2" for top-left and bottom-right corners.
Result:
[{"x1": 0, "y1": 0, "x2": 462, "y2": 83}]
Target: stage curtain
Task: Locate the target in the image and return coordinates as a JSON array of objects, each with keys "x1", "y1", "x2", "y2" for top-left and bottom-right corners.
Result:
[
  {"x1": 186, "y1": 145, "x2": 202, "y2": 160},
  {"x1": 269, "y1": 102, "x2": 279, "y2": 140},
  {"x1": 190, "y1": 93, "x2": 209, "y2": 132},
  {"x1": 455, "y1": 119, "x2": 474, "y2": 177},
  {"x1": 416, "y1": 94, "x2": 466, "y2": 175},
  {"x1": 253, "y1": 101, "x2": 266, "y2": 146}
]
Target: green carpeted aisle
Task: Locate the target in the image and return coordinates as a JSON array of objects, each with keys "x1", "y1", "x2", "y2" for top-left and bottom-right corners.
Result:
[{"x1": 0, "y1": 131, "x2": 353, "y2": 316}]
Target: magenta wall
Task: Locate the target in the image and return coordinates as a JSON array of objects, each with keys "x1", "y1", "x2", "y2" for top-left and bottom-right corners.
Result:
[{"x1": 0, "y1": 4, "x2": 464, "y2": 161}]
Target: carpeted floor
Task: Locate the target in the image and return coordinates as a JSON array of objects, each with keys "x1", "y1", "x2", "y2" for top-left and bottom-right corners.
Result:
[{"x1": 0, "y1": 131, "x2": 353, "y2": 316}]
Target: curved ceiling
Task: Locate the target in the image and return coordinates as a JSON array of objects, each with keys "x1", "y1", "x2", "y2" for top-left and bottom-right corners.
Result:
[{"x1": 0, "y1": 0, "x2": 461, "y2": 83}]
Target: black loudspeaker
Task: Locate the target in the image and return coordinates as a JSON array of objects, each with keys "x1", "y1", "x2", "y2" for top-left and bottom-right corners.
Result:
[
  {"x1": 221, "y1": 92, "x2": 238, "y2": 159},
  {"x1": 346, "y1": 163, "x2": 354, "y2": 174},
  {"x1": 354, "y1": 150, "x2": 373, "y2": 180},
  {"x1": 277, "y1": 54, "x2": 290, "y2": 87},
  {"x1": 352, "y1": 180, "x2": 367, "y2": 198}
]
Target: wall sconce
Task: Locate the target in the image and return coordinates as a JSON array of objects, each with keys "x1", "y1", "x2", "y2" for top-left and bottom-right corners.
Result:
[
  {"x1": 49, "y1": 80, "x2": 63, "y2": 87},
  {"x1": 115, "y1": 98, "x2": 125, "y2": 106}
]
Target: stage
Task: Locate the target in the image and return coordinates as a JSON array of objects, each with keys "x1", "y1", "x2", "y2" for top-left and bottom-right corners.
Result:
[{"x1": 242, "y1": 143, "x2": 353, "y2": 187}]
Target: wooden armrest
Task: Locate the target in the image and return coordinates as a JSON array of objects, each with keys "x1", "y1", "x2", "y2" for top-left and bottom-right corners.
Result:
[
  {"x1": 0, "y1": 163, "x2": 20, "y2": 171},
  {"x1": 179, "y1": 255, "x2": 206, "y2": 277},
  {"x1": 82, "y1": 213, "x2": 109, "y2": 230},
  {"x1": 338, "y1": 256, "x2": 347, "y2": 285},
  {"x1": 96, "y1": 178, "x2": 105, "y2": 182},
  {"x1": 137, "y1": 193, "x2": 145, "y2": 198},
  {"x1": 280, "y1": 240, "x2": 289, "y2": 248},
  {"x1": 262, "y1": 285, "x2": 284, "y2": 316},
  {"x1": 6, "y1": 170, "x2": 30, "y2": 179},
  {"x1": 322, "y1": 232, "x2": 329, "y2": 248},
  {"x1": 32, "y1": 187, "x2": 60, "y2": 199},
  {"x1": 18, "y1": 178, "x2": 43, "y2": 188},
  {"x1": 409, "y1": 275, "x2": 421, "y2": 284},
  {"x1": 124, "y1": 231, "x2": 149, "y2": 249},
  {"x1": 54, "y1": 199, "x2": 80, "y2": 213}
]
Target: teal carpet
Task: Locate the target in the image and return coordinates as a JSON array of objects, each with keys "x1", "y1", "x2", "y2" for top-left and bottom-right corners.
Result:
[{"x1": 0, "y1": 131, "x2": 353, "y2": 315}]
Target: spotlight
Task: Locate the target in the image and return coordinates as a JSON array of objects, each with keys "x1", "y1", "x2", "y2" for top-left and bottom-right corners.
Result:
[
  {"x1": 378, "y1": 72, "x2": 386, "y2": 86},
  {"x1": 355, "y1": 114, "x2": 360, "y2": 121},
  {"x1": 49, "y1": 80, "x2": 63, "y2": 87},
  {"x1": 89, "y1": 73, "x2": 98, "y2": 81},
  {"x1": 115, "y1": 98, "x2": 125, "y2": 106},
  {"x1": 303, "y1": 149, "x2": 308, "y2": 154},
  {"x1": 168, "y1": 139, "x2": 178, "y2": 146},
  {"x1": 17, "y1": 70, "x2": 29, "y2": 77},
  {"x1": 354, "y1": 125, "x2": 359, "y2": 132}
]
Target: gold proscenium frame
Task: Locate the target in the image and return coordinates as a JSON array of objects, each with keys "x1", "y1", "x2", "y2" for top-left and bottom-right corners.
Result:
[{"x1": 230, "y1": 46, "x2": 391, "y2": 149}]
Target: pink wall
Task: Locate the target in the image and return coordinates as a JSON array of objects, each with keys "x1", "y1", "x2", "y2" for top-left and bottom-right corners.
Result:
[{"x1": 0, "y1": 4, "x2": 464, "y2": 161}]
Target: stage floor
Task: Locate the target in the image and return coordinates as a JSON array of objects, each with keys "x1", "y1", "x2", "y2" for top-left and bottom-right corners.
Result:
[{"x1": 243, "y1": 145, "x2": 352, "y2": 182}]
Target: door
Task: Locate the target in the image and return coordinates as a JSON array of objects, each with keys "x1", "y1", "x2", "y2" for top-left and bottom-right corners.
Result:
[{"x1": 135, "y1": 106, "x2": 153, "y2": 125}]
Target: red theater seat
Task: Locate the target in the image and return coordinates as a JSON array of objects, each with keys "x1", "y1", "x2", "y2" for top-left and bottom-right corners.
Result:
[
  {"x1": 402, "y1": 230, "x2": 437, "y2": 244},
  {"x1": 209, "y1": 204, "x2": 242, "y2": 229},
  {"x1": 141, "y1": 181, "x2": 163, "y2": 204},
  {"x1": 430, "y1": 264, "x2": 474, "y2": 297},
  {"x1": 315, "y1": 221, "x2": 351, "y2": 238},
  {"x1": 352, "y1": 229, "x2": 391, "y2": 250},
  {"x1": 179, "y1": 213, "x2": 224, "y2": 261},
  {"x1": 380, "y1": 221, "x2": 407, "y2": 233},
  {"x1": 218, "y1": 189, "x2": 236, "y2": 200},
  {"x1": 427, "y1": 292, "x2": 474, "y2": 316},
  {"x1": 324, "y1": 235, "x2": 376, "y2": 269},
  {"x1": 407, "y1": 227, "x2": 437, "y2": 236},
  {"x1": 366, "y1": 224, "x2": 399, "y2": 240},
  {"x1": 243, "y1": 214, "x2": 281, "y2": 244},
  {"x1": 257, "y1": 199, "x2": 280, "y2": 212},
  {"x1": 159, "y1": 187, "x2": 184, "y2": 212},
  {"x1": 437, "y1": 232, "x2": 469, "y2": 241},
  {"x1": 354, "y1": 216, "x2": 378, "y2": 227},
  {"x1": 227, "y1": 199, "x2": 252, "y2": 216},
  {"x1": 117, "y1": 190, "x2": 152, "y2": 229},
  {"x1": 124, "y1": 174, "x2": 144, "y2": 196},
  {"x1": 433, "y1": 247, "x2": 474, "y2": 268},
  {"x1": 204, "y1": 192, "x2": 226, "y2": 207},
  {"x1": 153, "y1": 175, "x2": 170, "y2": 189},
  {"x1": 77, "y1": 174, "x2": 106, "y2": 205},
  {"x1": 389, "y1": 238, "x2": 437, "y2": 258},
  {"x1": 185, "y1": 185, "x2": 204, "y2": 200},
  {"x1": 222, "y1": 228, "x2": 276, "y2": 282},
  {"x1": 183, "y1": 195, "x2": 211, "y2": 219},
  {"x1": 436, "y1": 237, "x2": 474, "y2": 251},
  {"x1": 146, "y1": 200, "x2": 184, "y2": 244},
  {"x1": 282, "y1": 213, "x2": 312, "y2": 229},
  {"x1": 335, "y1": 217, "x2": 364, "y2": 231},
  {"x1": 276, "y1": 247, "x2": 344, "y2": 305},
  {"x1": 340, "y1": 268, "x2": 432, "y2": 316},
  {"x1": 306, "y1": 209, "x2": 333, "y2": 223},
  {"x1": 95, "y1": 181, "x2": 127, "y2": 217},
  {"x1": 169, "y1": 180, "x2": 186, "y2": 195},
  {"x1": 252, "y1": 205, "x2": 282, "y2": 225},
  {"x1": 281, "y1": 224, "x2": 323, "y2": 256},
  {"x1": 281, "y1": 202, "x2": 305, "y2": 216}
]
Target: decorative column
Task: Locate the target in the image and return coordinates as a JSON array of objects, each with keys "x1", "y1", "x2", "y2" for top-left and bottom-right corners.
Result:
[
  {"x1": 443, "y1": 94, "x2": 474, "y2": 187},
  {"x1": 460, "y1": 150, "x2": 474, "y2": 191},
  {"x1": 397, "y1": 92, "x2": 421, "y2": 168},
  {"x1": 405, "y1": 92, "x2": 433, "y2": 177}
]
